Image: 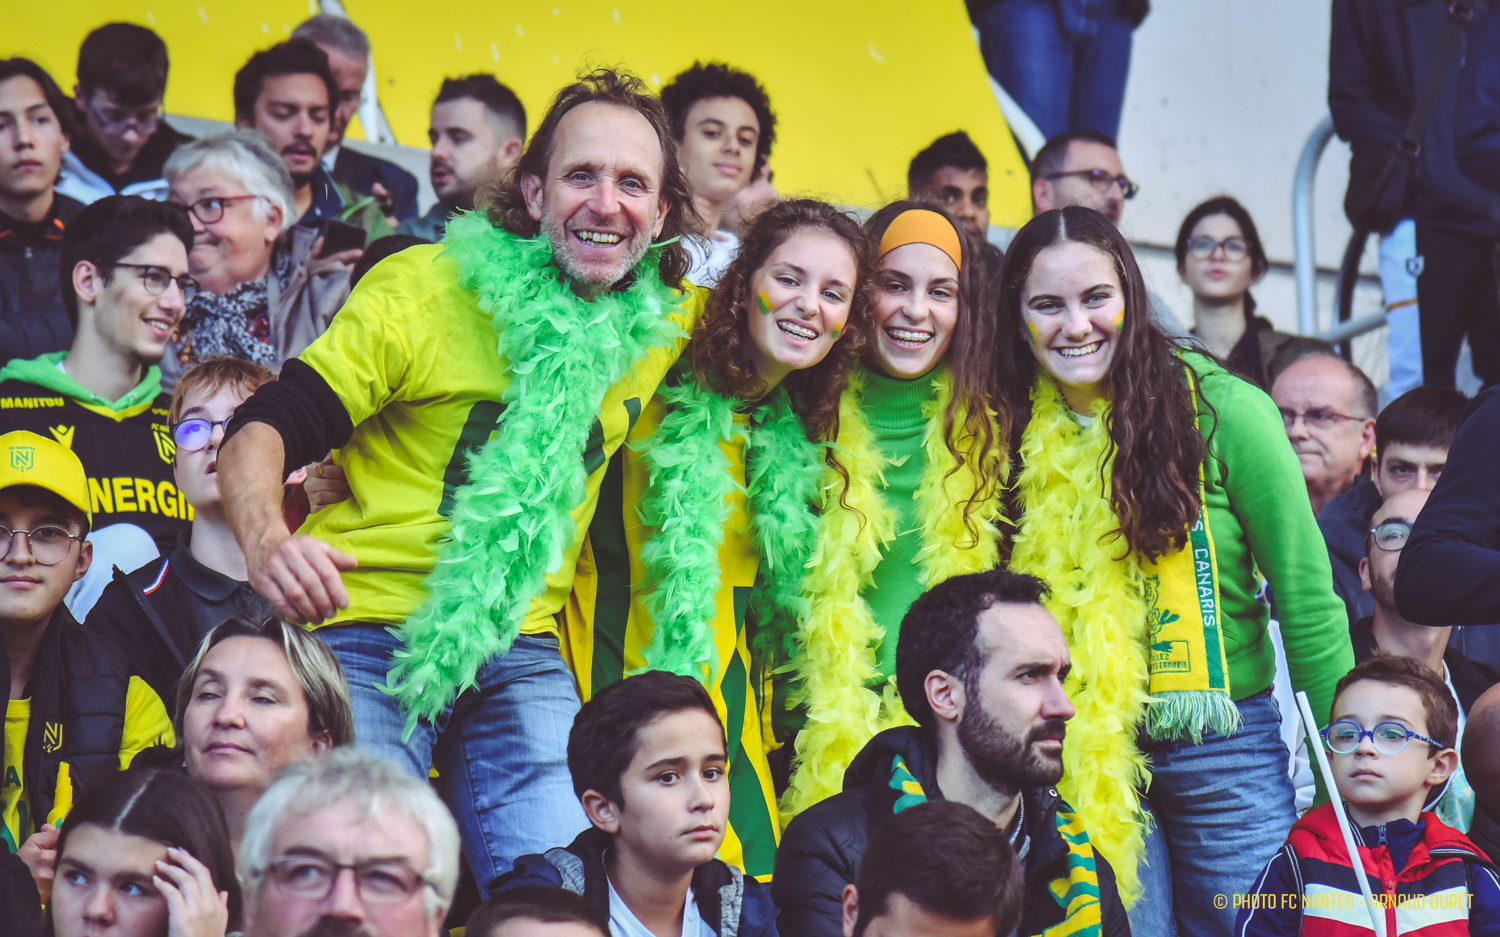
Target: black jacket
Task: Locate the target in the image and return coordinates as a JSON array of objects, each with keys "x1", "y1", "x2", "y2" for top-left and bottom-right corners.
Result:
[
  {"x1": 1458, "y1": 6, "x2": 1500, "y2": 193},
  {"x1": 494, "y1": 826, "x2": 779, "y2": 937},
  {"x1": 69, "y1": 119, "x2": 192, "y2": 195},
  {"x1": 0, "y1": 193, "x2": 83, "y2": 363},
  {"x1": 86, "y1": 527, "x2": 271, "y2": 706},
  {"x1": 0, "y1": 607, "x2": 170, "y2": 833},
  {"x1": 331, "y1": 146, "x2": 420, "y2": 223},
  {"x1": 1224, "y1": 314, "x2": 1335, "y2": 392},
  {"x1": 1329, "y1": 0, "x2": 1500, "y2": 237},
  {"x1": 1396, "y1": 386, "x2": 1500, "y2": 624},
  {"x1": 1352, "y1": 616, "x2": 1499, "y2": 711},
  {"x1": 1318, "y1": 477, "x2": 1385, "y2": 626},
  {"x1": 772, "y1": 727, "x2": 1130, "y2": 937}
]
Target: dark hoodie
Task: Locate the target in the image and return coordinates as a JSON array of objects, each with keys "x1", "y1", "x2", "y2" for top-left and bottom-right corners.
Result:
[
  {"x1": 493, "y1": 826, "x2": 779, "y2": 937},
  {"x1": 772, "y1": 726, "x2": 1130, "y2": 937}
]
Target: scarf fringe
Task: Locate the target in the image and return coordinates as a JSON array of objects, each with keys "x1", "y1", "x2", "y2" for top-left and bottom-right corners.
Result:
[
  {"x1": 781, "y1": 366, "x2": 1005, "y2": 818},
  {"x1": 1145, "y1": 690, "x2": 1242, "y2": 744},
  {"x1": 1010, "y1": 377, "x2": 1152, "y2": 904},
  {"x1": 384, "y1": 214, "x2": 684, "y2": 732}
]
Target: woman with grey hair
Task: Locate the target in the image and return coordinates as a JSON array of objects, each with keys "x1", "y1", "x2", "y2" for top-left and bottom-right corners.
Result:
[
  {"x1": 162, "y1": 129, "x2": 358, "y2": 390},
  {"x1": 176, "y1": 612, "x2": 356, "y2": 857}
]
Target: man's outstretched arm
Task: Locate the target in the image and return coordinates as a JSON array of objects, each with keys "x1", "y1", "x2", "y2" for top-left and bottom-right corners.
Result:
[{"x1": 220, "y1": 359, "x2": 358, "y2": 624}]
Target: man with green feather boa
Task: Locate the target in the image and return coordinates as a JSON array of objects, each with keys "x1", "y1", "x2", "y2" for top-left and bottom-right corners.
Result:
[{"x1": 215, "y1": 68, "x2": 707, "y2": 893}]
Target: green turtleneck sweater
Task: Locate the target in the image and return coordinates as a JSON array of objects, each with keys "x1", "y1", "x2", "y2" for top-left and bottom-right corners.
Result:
[{"x1": 858, "y1": 366, "x2": 938, "y2": 679}]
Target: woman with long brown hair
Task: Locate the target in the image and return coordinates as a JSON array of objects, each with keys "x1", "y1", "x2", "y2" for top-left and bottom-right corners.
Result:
[
  {"x1": 998, "y1": 206, "x2": 1351, "y2": 936},
  {"x1": 561, "y1": 198, "x2": 873, "y2": 879},
  {"x1": 780, "y1": 201, "x2": 1009, "y2": 816}
]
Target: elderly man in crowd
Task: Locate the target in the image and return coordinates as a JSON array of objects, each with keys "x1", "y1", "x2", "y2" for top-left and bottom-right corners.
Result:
[
  {"x1": 162, "y1": 130, "x2": 355, "y2": 390},
  {"x1": 1271, "y1": 351, "x2": 1378, "y2": 516},
  {"x1": 292, "y1": 15, "x2": 419, "y2": 227},
  {"x1": 398, "y1": 74, "x2": 526, "y2": 243},
  {"x1": 217, "y1": 67, "x2": 705, "y2": 888},
  {"x1": 240, "y1": 749, "x2": 460, "y2": 937}
]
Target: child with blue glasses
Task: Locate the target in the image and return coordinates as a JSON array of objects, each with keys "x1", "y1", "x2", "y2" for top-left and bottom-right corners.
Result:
[{"x1": 1237, "y1": 653, "x2": 1500, "y2": 935}]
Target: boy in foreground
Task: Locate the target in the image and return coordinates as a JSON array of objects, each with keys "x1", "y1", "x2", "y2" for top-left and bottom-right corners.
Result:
[
  {"x1": 1237, "y1": 654, "x2": 1500, "y2": 935},
  {"x1": 495, "y1": 671, "x2": 777, "y2": 937}
]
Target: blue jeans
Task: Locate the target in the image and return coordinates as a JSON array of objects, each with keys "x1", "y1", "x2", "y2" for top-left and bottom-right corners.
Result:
[
  {"x1": 1126, "y1": 690, "x2": 1298, "y2": 937},
  {"x1": 976, "y1": 0, "x2": 1135, "y2": 141},
  {"x1": 318, "y1": 624, "x2": 589, "y2": 893}
]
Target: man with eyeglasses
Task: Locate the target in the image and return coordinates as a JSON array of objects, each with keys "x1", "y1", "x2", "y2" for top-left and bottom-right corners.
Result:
[
  {"x1": 1270, "y1": 351, "x2": 1378, "y2": 517},
  {"x1": 1029, "y1": 129, "x2": 1190, "y2": 339},
  {"x1": 0, "y1": 59, "x2": 84, "y2": 364},
  {"x1": 292, "y1": 16, "x2": 420, "y2": 228},
  {"x1": 86, "y1": 357, "x2": 276, "y2": 704},
  {"x1": 240, "y1": 748, "x2": 460, "y2": 937},
  {"x1": 0, "y1": 195, "x2": 196, "y2": 617},
  {"x1": 1318, "y1": 386, "x2": 1470, "y2": 629},
  {"x1": 0, "y1": 430, "x2": 174, "y2": 868},
  {"x1": 54, "y1": 23, "x2": 192, "y2": 206},
  {"x1": 1352, "y1": 487, "x2": 1495, "y2": 829}
]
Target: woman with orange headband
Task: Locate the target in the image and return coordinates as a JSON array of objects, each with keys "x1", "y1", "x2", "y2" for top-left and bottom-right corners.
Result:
[{"x1": 779, "y1": 201, "x2": 1009, "y2": 815}]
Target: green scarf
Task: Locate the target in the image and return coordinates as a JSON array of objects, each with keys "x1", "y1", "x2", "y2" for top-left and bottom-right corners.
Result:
[
  {"x1": 385, "y1": 214, "x2": 686, "y2": 731},
  {"x1": 635, "y1": 368, "x2": 824, "y2": 681}
]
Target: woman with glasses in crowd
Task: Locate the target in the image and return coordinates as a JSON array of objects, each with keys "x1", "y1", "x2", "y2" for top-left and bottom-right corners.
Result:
[
  {"x1": 781, "y1": 201, "x2": 1009, "y2": 816},
  {"x1": 998, "y1": 206, "x2": 1352, "y2": 937},
  {"x1": 45, "y1": 768, "x2": 239, "y2": 937},
  {"x1": 562, "y1": 199, "x2": 873, "y2": 879},
  {"x1": 160, "y1": 130, "x2": 357, "y2": 392},
  {"x1": 1175, "y1": 196, "x2": 1330, "y2": 391}
]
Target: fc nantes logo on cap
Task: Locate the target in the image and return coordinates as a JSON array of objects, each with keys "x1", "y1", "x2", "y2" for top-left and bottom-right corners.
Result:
[{"x1": 9, "y1": 445, "x2": 34, "y2": 472}]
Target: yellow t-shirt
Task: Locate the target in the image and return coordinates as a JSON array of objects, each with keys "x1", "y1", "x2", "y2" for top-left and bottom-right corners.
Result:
[
  {"x1": 296, "y1": 244, "x2": 705, "y2": 632},
  {"x1": 2, "y1": 678, "x2": 174, "y2": 851},
  {"x1": 561, "y1": 397, "x2": 781, "y2": 880}
]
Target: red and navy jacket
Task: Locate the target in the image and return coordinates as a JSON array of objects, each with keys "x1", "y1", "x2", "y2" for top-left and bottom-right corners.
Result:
[{"x1": 1236, "y1": 802, "x2": 1500, "y2": 936}]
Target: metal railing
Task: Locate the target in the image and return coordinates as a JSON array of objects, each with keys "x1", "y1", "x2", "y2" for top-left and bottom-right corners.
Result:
[{"x1": 1293, "y1": 116, "x2": 1390, "y2": 346}]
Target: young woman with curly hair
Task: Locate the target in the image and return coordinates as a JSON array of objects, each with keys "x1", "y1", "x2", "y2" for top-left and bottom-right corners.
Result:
[
  {"x1": 781, "y1": 201, "x2": 1011, "y2": 816},
  {"x1": 998, "y1": 206, "x2": 1352, "y2": 935},
  {"x1": 561, "y1": 198, "x2": 873, "y2": 879}
]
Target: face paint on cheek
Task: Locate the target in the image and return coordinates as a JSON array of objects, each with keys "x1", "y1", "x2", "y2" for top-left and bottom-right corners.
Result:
[
  {"x1": 1026, "y1": 320, "x2": 1039, "y2": 345},
  {"x1": 1112, "y1": 308, "x2": 1125, "y2": 333},
  {"x1": 831, "y1": 327, "x2": 842, "y2": 341},
  {"x1": 757, "y1": 290, "x2": 773, "y2": 315}
]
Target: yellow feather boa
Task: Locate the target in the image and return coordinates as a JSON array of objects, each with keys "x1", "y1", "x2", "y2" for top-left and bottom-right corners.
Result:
[
  {"x1": 781, "y1": 364, "x2": 1006, "y2": 818},
  {"x1": 1009, "y1": 376, "x2": 1152, "y2": 905}
]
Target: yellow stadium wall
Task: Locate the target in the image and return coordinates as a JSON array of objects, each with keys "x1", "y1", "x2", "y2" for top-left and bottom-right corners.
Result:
[{"x1": 8, "y1": 0, "x2": 1031, "y2": 222}]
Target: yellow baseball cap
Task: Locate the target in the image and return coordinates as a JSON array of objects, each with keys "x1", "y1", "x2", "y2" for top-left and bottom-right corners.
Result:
[{"x1": 0, "y1": 431, "x2": 91, "y2": 524}]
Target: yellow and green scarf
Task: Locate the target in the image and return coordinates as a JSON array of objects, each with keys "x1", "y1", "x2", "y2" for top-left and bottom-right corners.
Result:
[
  {"x1": 1010, "y1": 367, "x2": 1232, "y2": 903},
  {"x1": 781, "y1": 365, "x2": 1006, "y2": 818}
]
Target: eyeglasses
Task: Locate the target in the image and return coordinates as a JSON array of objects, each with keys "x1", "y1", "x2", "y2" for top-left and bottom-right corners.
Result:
[
  {"x1": 106, "y1": 263, "x2": 200, "y2": 304},
  {"x1": 1369, "y1": 520, "x2": 1413, "y2": 552},
  {"x1": 265, "y1": 855, "x2": 431, "y2": 905},
  {"x1": 172, "y1": 418, "x2": 231, "y2": 452},
  {"x1": 173, "y1": 194, "x2": 262, "y2": 226},
  {"x1": 83, "y1": 97, "x2": 162, "y2": 137},
  {"x1": 1278, "y1": 407, "x2": 1364, "y2": 431},
  {"x1": 1187, "y1": 236, "x2": 1249, "y2": 261},
  {"x1": 1322, "y1": 720, "x2": 1442, "y2": 755},
  {"x1": 1042, "y1": 169, "x2": 1140, "y2": 200},
  {"x1": 0, "y1": 526, "x2": 84, "y2": 566}
]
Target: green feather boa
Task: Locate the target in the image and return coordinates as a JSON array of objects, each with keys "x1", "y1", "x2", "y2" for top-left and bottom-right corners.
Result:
[
  {"x1": 635, "y1": 368, "x2": 823, "y2": 680},
  {"x1": 385, "y1": 213, "x2": 685, "y2": 730}
]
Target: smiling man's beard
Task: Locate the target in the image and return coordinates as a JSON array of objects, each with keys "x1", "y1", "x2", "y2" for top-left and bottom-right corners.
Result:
[
  {"x1": 956, "y1": 701, "x2": 1067, "y2": 797},
  {"x1": 297, "y1": 919, "x2": 377, "y2": 937},
  {"x1": 540, "y1": 207, "x2": 652, "y2": 289}
]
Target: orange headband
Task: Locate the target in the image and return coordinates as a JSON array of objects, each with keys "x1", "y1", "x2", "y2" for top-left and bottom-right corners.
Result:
[{"x1": 878, "y1": 209, "x2": 964, "y2": 271}]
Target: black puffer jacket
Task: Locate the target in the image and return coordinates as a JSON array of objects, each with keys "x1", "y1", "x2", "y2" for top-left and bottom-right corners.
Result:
[
  {"x1": 772, "y1": 727, "x2": 1131, "y2": 937},
  {"x1": 0, "y1": 193, "x2": 83, "y2": 362},
  {"x1": 1329, "y1": 0, "x2": 1500, "y2": 237}
]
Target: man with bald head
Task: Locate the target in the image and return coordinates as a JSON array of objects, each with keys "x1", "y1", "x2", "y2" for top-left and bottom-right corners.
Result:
[
  {"x1": 1272, "y1": 352, "x2": 1378, "y2": 516},
  {"x1": 1352, "y1": 487, "x2": 1496, "y2": 829}
]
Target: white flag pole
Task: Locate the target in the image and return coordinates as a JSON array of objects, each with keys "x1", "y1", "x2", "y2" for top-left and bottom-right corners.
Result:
[{"x1": 1296, "y1": 690, "x2": 1384, "y2": 934}]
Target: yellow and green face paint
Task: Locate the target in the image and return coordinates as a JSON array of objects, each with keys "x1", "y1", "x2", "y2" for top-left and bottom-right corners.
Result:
[
  {"x1": 1111, "y1": 308, "x2": 1125, "y2": 333},
  {"x1": 1026, "y1": 319, "x2": 1040, "y2": 345},
  {"x1": 757, "y1": 290, "x2": 774, "y2": 315},
  {"x1": 831, "y1": 326, "x2": 842, "y2": 341}
]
